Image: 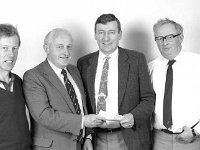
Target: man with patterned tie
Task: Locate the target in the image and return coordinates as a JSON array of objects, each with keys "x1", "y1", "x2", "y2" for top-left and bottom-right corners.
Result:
[
  {"x1": 23, "y1": 28, "x2": 105, "y2": 150},
  {"x1": 149, "y1": 18, "x2": 200, "y2": 150},
  {"x1": 77, "y1": 14, "x2": 155, "y2": 150}
]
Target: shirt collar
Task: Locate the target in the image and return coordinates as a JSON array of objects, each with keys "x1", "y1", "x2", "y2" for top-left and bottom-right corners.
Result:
[
  {"x1": 173, "y1": 50, "x2": 184, "y2": 62},
  {"x1": 159, "y1": 50, "x2": 184, "y2": 65},
  {"x1": 47, "y1": 59, "x2": 64, "y2": 76},
  {"x1": 99, "y1": 48, "x2": 119, "y2": 61},
  {"x1": 0, "y1": 72, "x2": 15, "y2": 91}
]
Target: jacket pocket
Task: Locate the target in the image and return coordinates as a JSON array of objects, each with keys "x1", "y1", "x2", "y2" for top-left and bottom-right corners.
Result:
[{"x1": 32, "y1": 137, "x2": 53, "y2": 148}]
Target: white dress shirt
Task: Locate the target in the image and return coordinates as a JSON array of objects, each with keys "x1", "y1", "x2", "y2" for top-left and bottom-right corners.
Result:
[
  {"x1": 95, "y1": 49, "x2": 119, "y2": 120},
  {"x1": 149, "y1": 50, "x2": 200, "y2": 133}
]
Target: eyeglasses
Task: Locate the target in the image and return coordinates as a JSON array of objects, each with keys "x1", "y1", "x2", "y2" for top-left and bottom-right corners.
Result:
[{"x1": 155, "y1": 33, "x2": 181, "y2": 43}]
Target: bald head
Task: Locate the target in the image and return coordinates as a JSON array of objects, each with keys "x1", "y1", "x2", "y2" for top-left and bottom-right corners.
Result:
[{"x1": 44, "y1": 28, "x2": 72, "y2": 47}]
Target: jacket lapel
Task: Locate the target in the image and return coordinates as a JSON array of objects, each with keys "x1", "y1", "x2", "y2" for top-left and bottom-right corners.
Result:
[
  {"x1": 67, "y1": 65, "x2": 87, "y2": 114},
  {"x1": 118, "y1": 47, "x2": 129, "y2": 107},
  {"x1": 42, "y1": 60, "x2": 76, "y2": 113},
  {"x1": 87, "y1": 52, "x2": 99, "y2": 113}
]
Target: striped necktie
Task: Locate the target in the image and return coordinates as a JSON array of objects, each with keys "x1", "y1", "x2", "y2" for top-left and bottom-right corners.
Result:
[{"x1": 61, "y1": 69, "x2": 81, "y2": 114}]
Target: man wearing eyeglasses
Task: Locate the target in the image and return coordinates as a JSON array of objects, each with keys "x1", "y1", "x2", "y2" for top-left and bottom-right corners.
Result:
[{"x1": 149, "y1": 18, "x2": 200, "y2": 150}]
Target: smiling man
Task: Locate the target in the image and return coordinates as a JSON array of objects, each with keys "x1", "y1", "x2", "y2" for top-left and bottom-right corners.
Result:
[
  {"x1": 149, "y1": 18, "x2": 200, "y2": 150},
  {"x1": 23, "y1": 28, "x2": 105, "y2": 150},
  {"x1": 77, "y1": 14, "x2": 155, "y2": 150},
  {"x1": 0, "y1": 24, "x2": 31, "y2": 150}
]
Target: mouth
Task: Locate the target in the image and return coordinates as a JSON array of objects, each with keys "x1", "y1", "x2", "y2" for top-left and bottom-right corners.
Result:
[
  {"x1": 163, "y1": 46, "x2": 171, "y2": 51},
  {"x1": 4, "y1": 60, "x2": 14, "y2": 63},
  {"x1": 60, "y1": 56, "x2": 71, "y2": 60},
  {"x1": 102, "y1": 42, "x2": 112, "y2": 47}
]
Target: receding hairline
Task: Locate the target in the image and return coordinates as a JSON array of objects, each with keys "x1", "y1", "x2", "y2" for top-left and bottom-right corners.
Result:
[
  {"x1": 153, "y1": 18, "x2": 183, "y2": 35},
  {"x1": 44, "y1": 28, "x2": 72, "y2": 46}
]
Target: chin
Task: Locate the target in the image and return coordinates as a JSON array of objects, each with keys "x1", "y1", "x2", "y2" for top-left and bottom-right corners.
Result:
[{"x1": 4, "y1": 68, "x2": 13, "y2": 72}]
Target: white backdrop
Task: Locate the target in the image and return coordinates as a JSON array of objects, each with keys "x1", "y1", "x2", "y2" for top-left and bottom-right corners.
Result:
[{"x1": 0, "y1": 0, "x2": 200, "y2": 78}]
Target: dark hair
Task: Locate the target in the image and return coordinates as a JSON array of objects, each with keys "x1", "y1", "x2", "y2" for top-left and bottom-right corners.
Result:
[
  {"x1": 0, "y1": 24, "x2": 21, "y2": 46},
  {"x1": 95, "y1": 14, "x2": 121, "y2": 33}
]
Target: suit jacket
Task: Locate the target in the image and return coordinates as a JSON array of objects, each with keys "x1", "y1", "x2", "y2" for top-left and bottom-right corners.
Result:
[
  {"x1": 23, "y1": 59, "x2": 87, "y2": 150},
  {"x1": 77, "y1": 47, "x2": 155, "y2": 150}
]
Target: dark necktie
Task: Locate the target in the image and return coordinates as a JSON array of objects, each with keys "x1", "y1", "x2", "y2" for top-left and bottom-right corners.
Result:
[
  {"x1": 61, "y1": 69, "x2": 81, "y2": 114},
  {"x1": 96, "y1": 57, "x2": 110, "y2": 114},
  {"x1": 163, "y1": 60, "x2": 176, "y2": 129}
]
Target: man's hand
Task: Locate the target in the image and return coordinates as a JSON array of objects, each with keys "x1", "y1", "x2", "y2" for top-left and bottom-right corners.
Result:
[
  {"x1": 120, "y1": 113, "x2": 134, "y2": 128},
  {"x1": 83, "y1": 114, "x2": 105, "y2": 128},
  {"x1": 83, "y1": 138, "x2": 93, "y2": 150},
  {"x1": 175, "y1": 126, "x2": 196, "y2": 143}
]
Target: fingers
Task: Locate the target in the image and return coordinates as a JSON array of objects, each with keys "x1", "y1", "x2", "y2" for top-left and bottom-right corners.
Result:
[
  {"x1": 120, "y1": 119, "x2": 134, "y2": 128},
  {"x1": 120, "y1": 114, "x2": 134, "y2": 123},
  {"x1": 175, "y1": 136, "x2": 193, "y2": 144},
  {"x1": 175, "y1": 129, "x2": 194, "y2": 144},
  {"x1": 93, "y1": 115, "x2": 106, "y2": 124},
  {"x1": 94, "y1": 119, "x2": 105, "y2": 125},
  {"x1": 119, "y1": 113, "x2": 134, "y2": 128},
  {"x1": 121, "y1": 122, "x2": 134, "y2": 128},
  {"x1": 96, "y1": 115, "x2": 106, "y2": 121},
  {"x1": 84, "y1": 114, "x2": 106, "y2": 127}
]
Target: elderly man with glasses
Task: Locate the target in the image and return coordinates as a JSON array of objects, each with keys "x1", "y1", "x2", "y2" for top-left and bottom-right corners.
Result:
[{"x1": 148, "y1": 18, "x2": 200, "y2": 150}]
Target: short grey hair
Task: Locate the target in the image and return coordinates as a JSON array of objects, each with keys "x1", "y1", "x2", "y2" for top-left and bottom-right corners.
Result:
[
  {"x1": 44, "y1": 28, "x2": 72, "y2": 46},
  {"x1": 153, "y1": 18, "x2": 183, "y2": 35}
]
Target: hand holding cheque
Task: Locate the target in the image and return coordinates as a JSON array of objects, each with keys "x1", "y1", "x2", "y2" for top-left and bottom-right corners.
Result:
[{"x1": 98, "y1": 110, "x2": 134, "y2": 128}]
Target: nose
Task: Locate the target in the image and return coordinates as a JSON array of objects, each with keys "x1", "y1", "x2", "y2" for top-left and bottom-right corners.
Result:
[
  {"x1": 7, "y1": 48, "x2": 15, "y2": 57},
  {"x1": 64, "y1": 47, "x2": 71, "y2": 56},
  {"x1": 65, "y1": 50, "x2": 70, "y2": 56},
  {"x1": 103, "y1": 32, "x2": 110, "y2": 41},
  {"x1": 163, "y1": 38, "x2": 168, "y2": 45}
]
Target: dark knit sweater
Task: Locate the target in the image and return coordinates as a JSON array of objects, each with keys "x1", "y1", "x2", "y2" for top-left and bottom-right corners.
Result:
[{"x1": 0, "y1": 73, "x2": 31, "y2": 150}]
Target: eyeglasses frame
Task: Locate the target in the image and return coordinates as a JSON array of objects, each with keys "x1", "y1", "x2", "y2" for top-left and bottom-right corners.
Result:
[{"x1": 155, "y1": 33, "x2": 181, "y2": 43}]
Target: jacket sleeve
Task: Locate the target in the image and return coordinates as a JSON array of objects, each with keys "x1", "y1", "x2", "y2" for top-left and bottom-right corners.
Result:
[{"x1": 131, "y1": 53, "x2": 155, "y2": 128}]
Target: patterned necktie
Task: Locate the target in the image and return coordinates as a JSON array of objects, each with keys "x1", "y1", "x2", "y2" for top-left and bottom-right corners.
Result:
[
  {"x1": 61, "y1": 69, "x2": 81, "y2": 114},
  {"x1": 96, "y1": 57, "x2": 110, "y2": 114},
  {"x1": 163, "y1": 60, "x2": 176, "y2": 129}
]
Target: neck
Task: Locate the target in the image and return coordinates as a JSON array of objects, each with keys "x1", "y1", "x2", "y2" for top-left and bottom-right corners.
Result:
[{"x1": 0, "y1": 71, "x2": 10, "y2": 84}]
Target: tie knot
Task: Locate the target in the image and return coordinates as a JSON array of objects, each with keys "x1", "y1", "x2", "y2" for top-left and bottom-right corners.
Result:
[
  {"x1": 168, "y1": 60, "x2": 176, "y2": 66},
  {"x1": 61, "y1": 69, "x2": 67, "y2": 76},
  {"x1": 104, "y1": 56, "x2": 110, "y2": 61}
]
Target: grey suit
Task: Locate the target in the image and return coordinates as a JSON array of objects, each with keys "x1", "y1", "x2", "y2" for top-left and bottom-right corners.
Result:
[
  {"x1": 77, "y1": 47, "x2": 155, "y2": 150},
  {"x1": 23, "y1": 59, "x2": 87, "y2": 150}
]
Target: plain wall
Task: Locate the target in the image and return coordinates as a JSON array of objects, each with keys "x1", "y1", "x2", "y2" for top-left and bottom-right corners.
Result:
[{"x1": 0, "y1": 0, "x2": 200, "y2": 78}]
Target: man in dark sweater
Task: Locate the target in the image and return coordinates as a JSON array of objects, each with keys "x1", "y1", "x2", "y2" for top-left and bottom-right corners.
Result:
[{"x1": 0, "y1": 24, "x2": 31, "y2": 150}]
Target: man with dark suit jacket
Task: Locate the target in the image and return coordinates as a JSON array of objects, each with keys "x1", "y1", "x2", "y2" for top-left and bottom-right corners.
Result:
[
  {"x1": 77, "y1": 14, "x2": 155, "y2": 150},
  {"x1": 23, "y1": 28, "x2": 105, "y2": 150}
]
